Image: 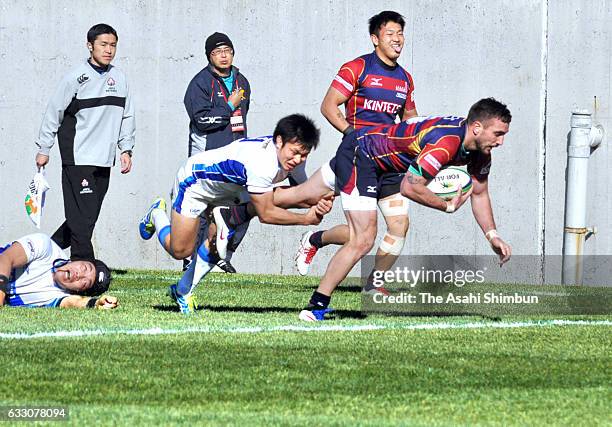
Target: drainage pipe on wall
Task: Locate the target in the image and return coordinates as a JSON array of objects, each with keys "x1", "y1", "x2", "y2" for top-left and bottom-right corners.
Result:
[{"x1": 562, "y1": 110, "x2": 604, "y2": 285}]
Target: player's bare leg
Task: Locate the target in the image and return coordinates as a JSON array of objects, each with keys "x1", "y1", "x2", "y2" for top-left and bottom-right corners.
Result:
[
  {"x1": 299, "y1": 209, "x2": 377, "y2": 321},
  {"x1": 139, "y1": 198, "x2": 199, "y2": 259},
  {"x1": 364, "y1": 193, "x2": 410, "y2": 292},
  {"x1": 375, "y1": 214, "x2": 409, "y2": 269},
  {"x1": 296, "y1": 193, "x2": 409, "y2": 277},
  {"x1": 161, "y1": 210, "x2": 200, "y2": 260},
  {"x1": 139, "y1": 199, "x2": 203, "y2": 313},
  {"x1": 318, "y1": 209, "x2": 377, "y2": 294}
]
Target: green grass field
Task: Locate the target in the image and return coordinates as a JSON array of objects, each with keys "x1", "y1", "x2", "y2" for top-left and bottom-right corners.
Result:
[{"x1": 0, "y1": 270, "x2": 610, "y2": 426}]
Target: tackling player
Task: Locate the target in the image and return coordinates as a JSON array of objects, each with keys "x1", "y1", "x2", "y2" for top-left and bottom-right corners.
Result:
[
  {"x1": 293, "y1": 98, "x2": 513, "y2": 321},
  {"x1": 138, "y1": 114, "x2": 332, "y2": 314},
  {"x1": 0, "y1": 233, "x2": 117, "y2": 309}
]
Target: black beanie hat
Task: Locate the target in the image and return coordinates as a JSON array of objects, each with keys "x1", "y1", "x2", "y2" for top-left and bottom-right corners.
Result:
[
  {"x1": 82, "y1": 259, "x2": 112, "y2": 297},
  {"x1": 205, "y1": 32, "x2": 234, "y2": 58}
]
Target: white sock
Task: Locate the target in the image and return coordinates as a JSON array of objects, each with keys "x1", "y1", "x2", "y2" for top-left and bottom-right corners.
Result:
[
  {"x1": 152, "y1": 209, "x2": 170, "y2": 235},
  {"x1": 176, "y1": 243, "x2": 215, "y2": 296}
]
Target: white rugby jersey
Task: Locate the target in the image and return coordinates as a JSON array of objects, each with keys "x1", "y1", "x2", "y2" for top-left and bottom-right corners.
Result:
[
  {"x1": 173, "y1": 136, "x2": 294, "y2": 211},
  {"x1": 2, "y1": 234, "x2": 71, "y2": 307},
  {"x1": 35, "y1": 59, "x2": 135, "y2": 167}
]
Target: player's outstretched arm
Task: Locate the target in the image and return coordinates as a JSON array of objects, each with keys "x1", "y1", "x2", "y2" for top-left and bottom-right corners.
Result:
[
  {"x1": 470, "y1": 176, "x2": 511, "y2": 265},
  {"x1": 251, "y1": 191, "x2": 331, "y2": 226},
  {"x1": 273, "y1": 168, "x2": 335, "y2": 209},
  {"x1": 59, "y1": 295, "x2": 119, "y2": 309}
]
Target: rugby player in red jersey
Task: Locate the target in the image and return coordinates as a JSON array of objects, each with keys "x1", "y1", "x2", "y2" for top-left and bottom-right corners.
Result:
[
  {"x1": 295, "y1": 98, "x2": 513, "y2": 321},
  {"x1": 295, "y1": 11, "x2": 417, "y2": 284}
]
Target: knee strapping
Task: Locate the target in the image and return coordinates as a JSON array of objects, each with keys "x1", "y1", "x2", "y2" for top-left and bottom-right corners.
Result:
[
  {"x1": 377, "y1": 194, "x2": 409, "y2": 217},
  {"x1": 378, "y1": 233, "x2": 405, "y2": 255}
]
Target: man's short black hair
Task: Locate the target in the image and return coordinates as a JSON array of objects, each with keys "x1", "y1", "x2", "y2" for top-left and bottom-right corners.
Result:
[
  {"x1": 467, "y1": 98, "x2": 512, "y2": 125},
  {"x1": 369, "y1": 11, "x2": 405, "y2": 36},
  {"x1": 87, "y1": 23, "x2": 118, "y2": 43},
  {"x1": 273, "y1": 114, "x2": 320, "y2": 151}
]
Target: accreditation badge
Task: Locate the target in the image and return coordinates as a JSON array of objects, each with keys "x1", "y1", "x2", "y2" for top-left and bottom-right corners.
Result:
[{"x1": 230, "y1": 109, "x2": 245, "y2": 133}]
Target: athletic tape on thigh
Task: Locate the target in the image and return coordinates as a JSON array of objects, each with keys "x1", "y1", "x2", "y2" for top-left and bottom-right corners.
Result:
[
  {"x1": 377, "y1": 193, "x2": 409, "y2": 217},
  {"x1": 378, "y1": 233, "x2": 405, "y2": 255}
]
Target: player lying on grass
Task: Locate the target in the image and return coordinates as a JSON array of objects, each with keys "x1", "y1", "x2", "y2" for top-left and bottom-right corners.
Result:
[
  {"x1": 0, "y1": 233, "x2": 117, "y2": 309},
  {"x1": 270, "y1": 98, "x2": 513, "y2": 320},
  {"x1": 139, "y1": 114, "x2": 333, "y2": 314}
]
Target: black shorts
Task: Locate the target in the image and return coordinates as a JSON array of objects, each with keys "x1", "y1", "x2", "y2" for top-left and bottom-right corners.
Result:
[
  {"x1": 330, "y1": 133, "x2": 379, "y2": 210},
  {"x1": 330, "y1": 133, "x2": 404, "y2": 203},
  {"x1": 378, "y1": 173, "x2": 404, "y2": 199}
]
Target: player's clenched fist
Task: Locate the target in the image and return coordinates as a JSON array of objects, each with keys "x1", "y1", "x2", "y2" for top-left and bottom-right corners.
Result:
[{"x1": 314, "y1": 197, "x2": 333, "y2": 217}]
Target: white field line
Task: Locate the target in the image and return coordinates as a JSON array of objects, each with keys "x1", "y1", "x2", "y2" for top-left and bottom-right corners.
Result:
[{"x1": 0, "y1": 319, "x2": 610, "y2": 340}]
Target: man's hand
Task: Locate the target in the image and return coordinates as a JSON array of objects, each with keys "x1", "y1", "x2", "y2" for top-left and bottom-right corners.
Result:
[
  {"x1": 96, "y1": 295, "x2": 118, "y2": 309},
  {"x1": 447, "y1": 184, "x2": 473, "y2": 213},
  {"x1": 490, "y1": 237, "x2": 512, "y2": 265},
  {"x1": 304, "y1": 207, "x2": 323, "y2": 225},
  {"x1": 313, "y1": 196, "x2": 334, "y2": 218},
  {"x1": 228, "y1": 88, "x2": 243, "y2": 108},
  {"x1": 120, "y1": 152, "x2": 132, "y2": 174},
  {"x1": 36, "y1": 153, "x2": 49, "y2": 169},
  {"x1": 305, "y1": 198, "x2": 333, "y2": 225}
]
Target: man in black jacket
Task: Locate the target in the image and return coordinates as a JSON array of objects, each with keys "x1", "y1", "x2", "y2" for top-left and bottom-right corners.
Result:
[
  {"x1": 183, "y1": 32, "x2": 251, "y2": 273},
  {"x1": 184, "y1": 32, "x2": 251, "y2": 154}
]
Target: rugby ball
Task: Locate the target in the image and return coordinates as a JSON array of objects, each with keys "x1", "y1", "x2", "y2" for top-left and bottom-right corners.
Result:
[{"x1": 426, "y1": 167, "x2": 472, "y2": 200}]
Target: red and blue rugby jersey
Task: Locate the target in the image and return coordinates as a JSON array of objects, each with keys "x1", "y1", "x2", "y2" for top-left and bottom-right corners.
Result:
[
  {"x1": 330, "y1": 52, "x2": 415, "y2": 129},
  {"x1": 357, "y1": 116, "x2": 491, "y2": 180}
]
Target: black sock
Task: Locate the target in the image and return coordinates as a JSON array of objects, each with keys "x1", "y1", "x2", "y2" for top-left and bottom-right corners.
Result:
[
  {"x1": 308, "y1": 291, "x2": 331, "y2": 309},
  {"x1": 309, "y1": 230, "x2": 325, "y2": 249}
]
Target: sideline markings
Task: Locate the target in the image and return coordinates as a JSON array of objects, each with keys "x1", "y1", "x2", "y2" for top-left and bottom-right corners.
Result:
[{"x1": 0, "y1": 319, "x2": 610, "y2": 340}]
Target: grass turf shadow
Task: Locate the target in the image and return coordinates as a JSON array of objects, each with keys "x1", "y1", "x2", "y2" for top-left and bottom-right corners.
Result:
[
  {"x1": 306, "y1": 285, "x2": 364, "y2": 293},
  {"x1": 153, "y1": 304, "x2": 367, "y2": 319},
  {"x1": 152, "y1": 303, "x2": 499, "y2": 320}
]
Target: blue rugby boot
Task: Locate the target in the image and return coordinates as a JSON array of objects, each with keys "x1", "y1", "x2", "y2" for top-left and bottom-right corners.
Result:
[
  {"x1": 167, "y1": 283, "x2": 198, "y2": 315},
  {"x1": 139, "y1": 198, "x2": 166, "y2": 240}
]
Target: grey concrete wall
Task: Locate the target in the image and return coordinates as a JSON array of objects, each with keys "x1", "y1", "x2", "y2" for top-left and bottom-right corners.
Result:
[
  {"x1": 0, "y1": 0, "x2": 610, "y2": 276},
  {"x1": 545, "y1": 0, "x2": 612, "y2": 256}
]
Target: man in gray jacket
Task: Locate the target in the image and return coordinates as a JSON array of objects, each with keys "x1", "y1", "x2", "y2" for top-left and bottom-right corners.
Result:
[{"x1": 35, "y1": 23, "x2": 135, "y2": 260}]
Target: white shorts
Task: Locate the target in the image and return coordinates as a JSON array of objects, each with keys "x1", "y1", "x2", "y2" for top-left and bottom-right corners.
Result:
[
  {"x1": 320, "y1": 160, "x2": 338, "y2": 192},
  {"x1": 171, "y1": 164, "x2": 246, "y2": 219}
]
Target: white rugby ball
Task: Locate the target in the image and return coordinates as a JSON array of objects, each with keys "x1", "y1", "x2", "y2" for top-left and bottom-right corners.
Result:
[{"x1": 427, "y1": 166, "x2": 472, "y2": 200}]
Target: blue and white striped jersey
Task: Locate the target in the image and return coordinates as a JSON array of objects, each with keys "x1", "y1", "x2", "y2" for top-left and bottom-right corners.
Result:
[{"x1": 173, "y1": 136, "x2": 294, "y2": 213}]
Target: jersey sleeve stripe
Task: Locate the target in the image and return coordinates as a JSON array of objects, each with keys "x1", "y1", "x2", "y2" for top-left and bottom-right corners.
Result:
[{"x1": 333, "y1": 75, "x2": 354, "y2": 93}]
